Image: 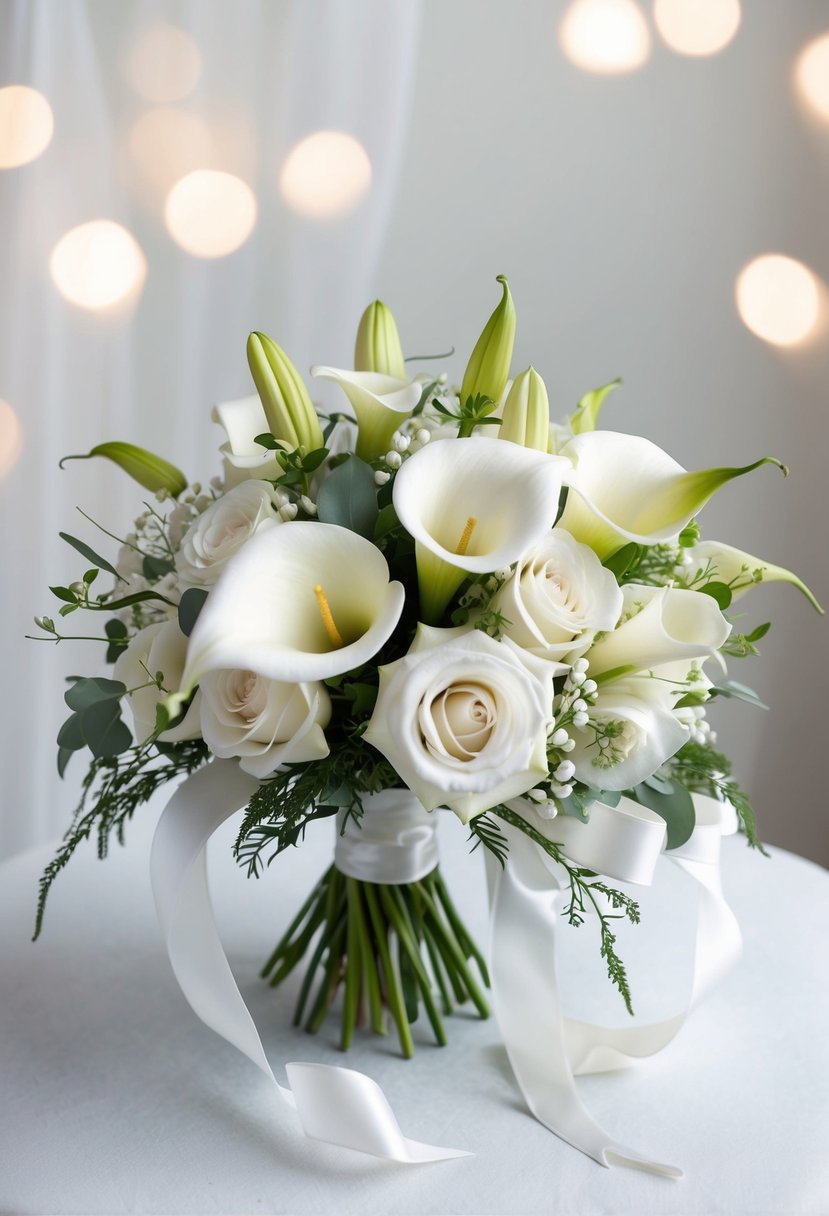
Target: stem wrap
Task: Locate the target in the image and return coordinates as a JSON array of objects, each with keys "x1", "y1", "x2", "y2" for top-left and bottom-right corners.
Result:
[{"x1": 334, "y1": 790, "x2": 439, "y2": 884}]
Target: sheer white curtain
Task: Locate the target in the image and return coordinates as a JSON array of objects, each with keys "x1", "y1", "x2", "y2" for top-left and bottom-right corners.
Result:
[{"x1": 0, "y1": 0, "x2": 421, "y2": 860}]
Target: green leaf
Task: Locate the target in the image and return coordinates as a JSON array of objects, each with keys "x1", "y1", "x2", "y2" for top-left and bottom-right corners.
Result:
[
  {"x1": 316, "y1": 455, "x2": 378, "y2": 539},
  {"x1": 105, "y1": 618, "x2": 129, "y2": 663},
  {"x1": 83, "y1": 568, "x2": 99, "y2": 587},
  {"x1": 302, "y1": 447, "x2": 329, "y2": 472},
  {"x1": 602, "y1": 543, "x2": 642, "y2": 580},
  {"x1": 57, "y1": 713, "x2": 86, "y2": 752},
  {"x1": 50, "y1": 585, "x2": 78, "y2": 604},
  {"x1": 631, "y1": 781, "x2": 696, "y2": 850},
  {"x1": 254, "y1": 432, "x2": 280, "y2": 450},
  {"x1": 710, "y1": 679, "x2": 769, "y2": 710},
  {"x1": 59, "y1": 442, "x2": 188, "y2": 497},
  {"x1": 746, "y1": 621, "x2": 771, "y2": 642},
  {"x1": 81, "y1": 701, "x2": 133, "y2": 758},
  {"x1": 58, "y1": 532, "x2": 119, "y2": 579},
  {"x1": 57, "y1": 746, "x2": 74, "y2": 778},
  {"x1": 93, "y1": 590, "x2": 176, "y2": 611},
  {"x1": 570, "y1": 377, "x2": 622, "y2": 434},
  {"x1": 65, "y1": 677, "x2": 126, "y2": 711},
  {"x1": 178, "y1": 587, "x2": 208, "y2": 637},
  {"x1": 699, "y1": 581, "x2": 733, "y2": 609},
  {"x1": 142, "y1": 555, "x2": 174, "y2": 580}
]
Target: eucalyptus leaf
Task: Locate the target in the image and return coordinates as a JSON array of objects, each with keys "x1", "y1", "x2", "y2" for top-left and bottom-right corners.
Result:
[
  {"x1": 631, "y1": 781, "x2": 695, "y2": 850},
  {"x1": 57, "y1": 747, "x2": 74, "y2": 778},
  {"x1": 65, "y1": 676, "x2": 126, "y2": 711},
  {"x1": 56, "y1": 713, "x2": 86, "y2": 752},
  {"x1": 50, "y1": 585, "x2": 78, "y2": 604},
  {"x1": 142, "y1": 554, "x2": 174, "y2": 580},
  {"x1": 58, "y1": 532, "x2": 120, "y2": 579},
  {"x1": 81, "y1": 701, "x2": 133, "y2": 758},
  {"x1": 178, "y1": 587, "x2": 208, "y2": 637},
  {"x1": 699, "y1": 581, "x2": 733, "y2": 610},
  {"x1": 710, "y1": 679, "x2": 769, "y2": 710},
  {"x1": 316, "y1": 455, "x2": 378, "y2": 539}
]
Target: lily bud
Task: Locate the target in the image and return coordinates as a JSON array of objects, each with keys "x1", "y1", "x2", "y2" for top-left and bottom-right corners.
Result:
[
  {"x1": 499, "y1": 366, "x2": 550, "y2": 452},
  {"x1": 354, "y1": 300, "x2": 406, "y2": 379},
  {"x1": 246, "y1": 332, "x2": 324, "y2": 453},
  {"x1": 460, "y1": 275, "x2": 516, "y2": 407}
]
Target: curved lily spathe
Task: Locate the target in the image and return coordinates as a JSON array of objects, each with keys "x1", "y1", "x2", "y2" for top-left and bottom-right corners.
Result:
[
  {"x1": 212, "y1": 395, "x2": 280, "y2": 487},
  {"x1": 585, "y1": 583, "x2": 731, "y2": 679},
  {"x1": 684, "y1": 540, "x2": 824, "y2": 614},
  {"x1": 165, "y1": 522, "x2": 405, "y2": 719},
  {"x1": 311, "y1": 366, "x2": 421, "y2": 461},
  {"x1": 558, "y1": 430, "x2": 785, "y2": 558},
  {"x1": 393, "y1": 437, "x2": 569, "y2": 622}
]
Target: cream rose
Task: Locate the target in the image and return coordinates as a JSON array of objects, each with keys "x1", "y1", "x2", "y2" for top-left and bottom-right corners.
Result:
[
  {"x1": 175, "y1": 480, "x2": 279, "y2": 587},
  {"x1": 364, "y1": 627, "x2": 554, "y2": 823},
  {"x1": 113, "y1": 619, "x2": 202, "y2": 744},
  {"x1": 492, "y1": 528, "x2": 623, "y2": 661},
  {"x1": 199, "y1": 670, "x2": 331, "y2": 777}
]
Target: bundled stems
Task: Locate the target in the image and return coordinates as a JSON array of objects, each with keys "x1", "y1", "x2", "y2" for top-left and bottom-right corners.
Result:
[{"x1": 261, "y1": 865, "x2": 490, "y2": 1057}]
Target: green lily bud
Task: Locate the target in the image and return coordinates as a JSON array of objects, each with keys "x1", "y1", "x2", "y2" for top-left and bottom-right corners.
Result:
[
  {"x1": 460, "y1": 275, "x2": 516, "y2": 408},
  {"x1": 247, "y1": 332, "x2": 324, "y2": 453},
  {"x1": 354, "y1": 299, "x2": 406, "y2": 379},
  {"x1": 499, "y1": 366, "x2": 550, "y2": 452}
]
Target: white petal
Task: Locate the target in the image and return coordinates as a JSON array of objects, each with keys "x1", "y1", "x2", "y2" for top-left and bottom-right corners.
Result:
[
  {"x1": 178, "y1": 522, "x2": 405, "y2": 694},
  {"x1": 311, "y1": 367, "x2": 421, "y2": 417}
]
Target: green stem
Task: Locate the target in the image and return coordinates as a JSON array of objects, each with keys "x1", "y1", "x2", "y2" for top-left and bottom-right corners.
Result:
[
  {"x1": 304, "y1": 920, "x2": 346, "y2": 1035},
  {"x1": 342, "y1": 879, "x2": 363, "y2": 1050},
  {"x1": 260, "y1": 872, "x2": 327, "y2": 979},
  {"x1": 417, "y1": 885, "x2": 491, "y2": 1018},
  {"x1": 431, "y1": 871, "x2": 490, "y2": 986},
  {"x1": 363, "y1": 882, "x2": 414, "y2": 1058}
]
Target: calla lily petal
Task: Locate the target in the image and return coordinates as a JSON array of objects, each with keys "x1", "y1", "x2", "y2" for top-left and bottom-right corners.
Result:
[
  {"x1": 685, "y1": 540, "x2": 824, "y2": 614},
  {"x1": 568, "y1": 378, "x2": 621, "y2": 435},
  {"x1": 167, "y1": 522, "x2": 405, "y2": 717},
  {"x1": 311, "y1": 366, "x2": 421, "y2": 461},
  {"x1": 568, "y1": 680, "x2": 689, "y2": 792},
  {"x1": 559, "y1": 430, "x2": 786, "y2": 558},
  {"x1": 393, "y1": 437, "x2": 569, "y2": 621},
  {"x1": 585, "y1": 584, "x2": 731, "y2": 679},
  {"x1": 212, "y1": 395, "x2": 280, "y2": 485}
]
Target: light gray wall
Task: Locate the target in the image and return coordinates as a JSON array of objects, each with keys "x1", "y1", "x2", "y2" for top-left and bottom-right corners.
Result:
[{"x1": 375, "y1": 0, "x2": 829, "y2": 864}]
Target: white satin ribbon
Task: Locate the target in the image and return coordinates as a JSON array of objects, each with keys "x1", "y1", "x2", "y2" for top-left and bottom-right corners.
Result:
[
  {"x1": 334, "y1": 789, "x2": 439, "y2": 883},
  {"x1": 486, "y1": 793, "x2": 741, "y2": 1177},
  {"x1": 150, "y1": 761, "x2": 469, "y2": 1163}
]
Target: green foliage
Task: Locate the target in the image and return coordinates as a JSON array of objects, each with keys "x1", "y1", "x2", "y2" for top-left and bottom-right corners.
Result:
[
  {"x1": 59, "y1": 441, "x2": 187, "y2": 497},
  {"x1": 721, "y1": 621, "x2": 771, "y2": 659},
  {"x1": 34, "y1": 740, "x2": 209, "y2": 939},
  {"x1": 665, "y1": 740, "x2": 767, "y2": 852},
  {"x1": 234, "y1": 743, "x2": 398, "y2": 877},
  {"x1": 709, "y1": 678, "x2": 768, "y2": 710},
  {"x1": 104, "y1": 619, "x2": 129, "y2": 662},
  {"x1": 698, "y1": 581, "x2": 733, "y2": 610},
  {"x1": 431, "y1": 391, "x2": 502, "y2": 438},
  {"x1": 316, "y1": 455, "x2": 378, "y2": 538},
  {"x1": 57, "y1": 677, "x2": 132, "y2": 762},
  {"x1": 467, "y1": 814, "x2": 509, "y2": 867},
  {"x1": 178, "y1": 587, "x2": 208, "y2": 637},
  {"x1": 59, "y1": 532, "x2": 120, "y2": 579},
  {"x1": 629, "y1": 777, "x2": 696, "y2": 849},
  {"x1": 493, "y1": 804, "x2": 640, "y2": 1015}
]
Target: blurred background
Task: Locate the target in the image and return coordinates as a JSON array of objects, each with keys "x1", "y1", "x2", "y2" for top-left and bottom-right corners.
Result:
[{"x1": 1, "y1": 0, "x2": 827, "y2": 866}]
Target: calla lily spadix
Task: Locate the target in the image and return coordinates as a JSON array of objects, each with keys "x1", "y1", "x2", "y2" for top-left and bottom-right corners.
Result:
[
  {"x1": 392, "y1": 437, "x2": 569, "y2": 623},
  {"x1": 558, "y1": 430, "x2": 786, "y2": 559},
  {"x1": 311, "y1": 366, "x2": 421, "y2": 461},
  {"x1": 684, "y1": 540, "x2": 824, "y2": 614},
  {"x1": 585, "y1": 583, "x2": 732, "y2": 679},
  {"x1": 164, "y1": 522, "x2": 405, "y2": 722}
]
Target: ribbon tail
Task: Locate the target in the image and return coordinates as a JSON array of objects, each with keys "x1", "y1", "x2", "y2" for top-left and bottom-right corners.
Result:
[
  {"x1": 151, "y1": 760, "x2": 470, "y2": 1164},
  {"x1": 487, "y1": 823, "x2": 682, "y2": 1178}
]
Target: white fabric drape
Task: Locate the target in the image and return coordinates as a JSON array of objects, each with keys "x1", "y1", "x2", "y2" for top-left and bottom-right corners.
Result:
[{"x1": 0, "y1": 0, "x2": 421, "y2": 861}]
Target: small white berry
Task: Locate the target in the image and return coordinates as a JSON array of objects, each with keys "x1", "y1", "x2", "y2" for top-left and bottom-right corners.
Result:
[
  {"x1": 526, "y1": 788, "x2": 548, "y2": 803},
  {"x1": 572, "y1": 657, "x2": 589, "y2": 673},
  {"x1": 570, "y1": 671, "x2": 586, "y2": 687},
  {"x1": 572, "y1": 698, "x2": 588, "y2": 714},
  {"x1": 300, "y1": 495, "x2": 317, "y2": 516},
  {"x1": 392, "y1": 432, "x2": 410, "y2": 452},
  {"x1": 537, "y1": 803, "x2": 558, "y2": 821},
  {"x1": 279, "y1": 503, "x2": 298, "y2": 521},
  {"x1": 582, "y1": 679, "x2": 597, "y2": 695},
  {"x1": 551, "y1": 728, "x2": 569, "y2": 747},
  {"x1": 554, "y1": 760, "x2": 576, "y2": 783},
  {"x1": 415, "y1": 428, "x2": 431, "y2": 445},
  {"x1": 385, "y1": 450, "x2": 402, "y2": 469},
  {"x1": 561, "y1": 737, "x2": 577, "y2": 752},
  {"x1": 374, "y1": 470, "x2": 391, "y2": 486}
]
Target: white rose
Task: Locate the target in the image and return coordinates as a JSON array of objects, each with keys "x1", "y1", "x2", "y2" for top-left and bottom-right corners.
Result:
[
  {"x1": 114, "y1": 619, "x2": 202, "y2": 744},
  {"x1": 212, "y1": 395, "x2": 280, "y2": 488},
  {"x1": 199, "y1": 670, "x2": 331, "y2": 777},
  {"x1": 175, "y1": 480, "x2": 279, "y2": 586},
  {"x1": 492, "y1": 527, "x2": 623, "y2": 661},
  {"x1": 364, "y1": 626, "x2": 554, "y2": 823}
]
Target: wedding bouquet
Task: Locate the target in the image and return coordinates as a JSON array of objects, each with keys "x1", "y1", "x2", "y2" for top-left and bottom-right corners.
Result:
[{"x1": 31, "y1": 276, "x2": 821, "y2": 1170}]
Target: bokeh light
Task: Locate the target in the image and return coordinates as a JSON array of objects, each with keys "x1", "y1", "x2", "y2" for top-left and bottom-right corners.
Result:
[
  {"x1": 122, "y1": 25, "x2": 201, "y2": 103},
  {"x1": 735, "y1": 255, "x2": 820, "y2": 348},
  {"x1": 0, "y1": 86, "x2": 54, "y2": 169},
  {"x1": 795, "y1": 33, "x2": 829, "y2": 124},
  {"x1": 653, "y1": 0, "x2": 740, "y2": 56},
  {"x1": 49, "y1": 221, "x2": 147, "y2": 311},
  {"x1": 128, "y1": 106, "x2": 213, "y2": 197},
  {"x1": 164, "y1": 169, "x2": 257, "y2": 257},
  {"x1": 279, "y1": 131, "x2": 372, "y2": 219},
  {"x1": 0, "y1": 399, "x2": 23, "y2": 478},
  {"x1": 559, "y1": 0, "x2": 651, "y2": 74}
]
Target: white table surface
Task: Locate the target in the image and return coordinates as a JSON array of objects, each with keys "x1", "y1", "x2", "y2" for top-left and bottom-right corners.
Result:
[{"x1": 1, "y1": 792, "x2": 828, "y2": 1216}]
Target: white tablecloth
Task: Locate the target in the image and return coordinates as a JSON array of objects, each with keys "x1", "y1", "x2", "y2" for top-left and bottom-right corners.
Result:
[{"x1": 1, "y1": 794, "x2": 828, "y2": 1215}]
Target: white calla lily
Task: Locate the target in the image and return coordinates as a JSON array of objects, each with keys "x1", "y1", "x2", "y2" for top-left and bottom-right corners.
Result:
[
  {"x1": 212, "y1": 395, "x2": 280, "y2": 487},
  {"x1": 311, "y1": 366, "x2": 421, "y2": 461},
  {"x1": 559, "y1": 430, "x2": 785, "y2": 558},
  {"x1": 683, "y1": 540, "x2": 823, "y2": 613},
  {"x1": 585, "y1": 583, "x2": 731, "y2": 679},
  {"x1": 568, "y1": 671, "x2": 689, "y2": 792},
  {"x1": 166, "y1": 522, "x2": 404, "y2": 720},
  {"x1": 364, "y1": 627, "x2": 554, "y2": 823},
  {"x1": 393, "y1": 437, "x2": 569, "y2": 622}
]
